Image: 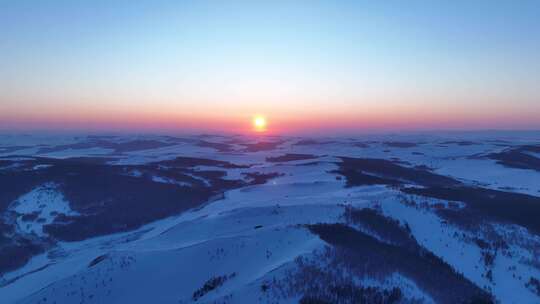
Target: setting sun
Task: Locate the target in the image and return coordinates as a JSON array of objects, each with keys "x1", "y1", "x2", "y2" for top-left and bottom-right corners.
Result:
[{"x1": 253, "y1": 116, "x2": 267, "y2": 132}]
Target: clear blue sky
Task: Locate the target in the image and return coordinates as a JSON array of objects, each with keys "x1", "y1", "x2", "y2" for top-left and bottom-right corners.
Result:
[{"x1": 1, "y1": 0, "x2": 539, "y2": 133}]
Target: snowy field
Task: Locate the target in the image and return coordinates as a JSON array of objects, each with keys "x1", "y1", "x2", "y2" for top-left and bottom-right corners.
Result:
[{"x1": 1, "y1": 132, "x2": 540, "y2": 303}]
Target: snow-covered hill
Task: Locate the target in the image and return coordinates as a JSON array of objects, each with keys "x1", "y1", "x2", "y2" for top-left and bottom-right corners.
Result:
[{"x1": 1, "y1": 132, "x2": 540, "y2": 303}]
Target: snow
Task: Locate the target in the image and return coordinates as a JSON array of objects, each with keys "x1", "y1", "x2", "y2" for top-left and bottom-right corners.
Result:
[
  {"x1": 9, "y1": 183, "x2": 79, "y2": 237},
  {"x1": 378, "y1": 193, "x2": 540, "y2": 303},
  {"x1": 184, "y1": 172, "x2": 211, "y2": 186},
  {"x1": 16, "y1": 227, "x2": 324, "y2": 304},
  {"x1": 32, "y1": 164, "x2": 52, "y2": 170},
  {"x1": 433, "y1": 158, "x2": 540, "y2": 195},
  {"x1": 125, "y1": 169, "x2": 143, "y2": 177},
  {"x1": 2, "y1": 133, "x2": 540, "y2": 303},
  {"x1": 151, "y1": 175, "x2": 192, "y2": 187},
  {"x1": 38, "y1": 147, "x2": 115, "y2": 158}
]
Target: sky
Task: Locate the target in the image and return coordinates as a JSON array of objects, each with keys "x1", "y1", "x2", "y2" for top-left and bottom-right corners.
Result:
[{"x1": 1, "y1": 0, "x2": 539, "y2": 134}]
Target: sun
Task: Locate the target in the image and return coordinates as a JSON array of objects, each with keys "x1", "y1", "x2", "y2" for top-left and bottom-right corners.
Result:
[{"x1": 253, "y1": 115, "x2": 267, "y2": 132}]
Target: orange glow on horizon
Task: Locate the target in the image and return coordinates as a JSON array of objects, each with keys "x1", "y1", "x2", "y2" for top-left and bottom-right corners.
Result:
[{"x1": 2, "y1": 103, "x2": 540, "y2": 134}]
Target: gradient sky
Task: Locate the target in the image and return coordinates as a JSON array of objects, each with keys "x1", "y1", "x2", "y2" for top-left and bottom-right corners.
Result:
[{"x1": 1, "y1": 0, "x2": 539, "y2": 134}]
